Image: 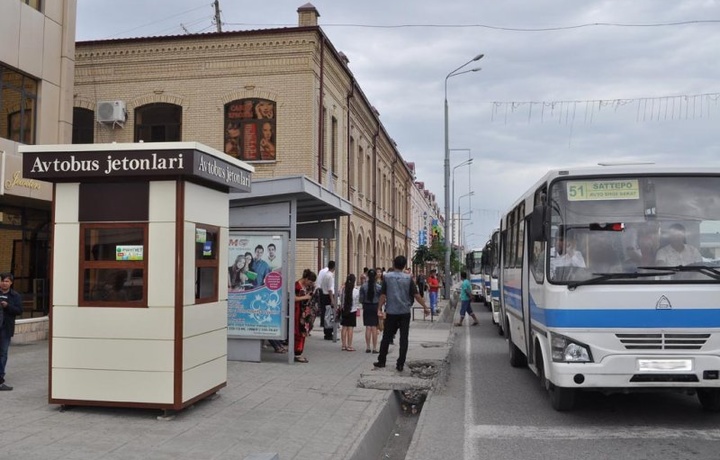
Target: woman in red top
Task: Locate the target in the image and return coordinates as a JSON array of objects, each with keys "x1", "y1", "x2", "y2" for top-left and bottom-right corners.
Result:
[{"x1": 294, "y1": 269, "x2": 316, "y2": 363}]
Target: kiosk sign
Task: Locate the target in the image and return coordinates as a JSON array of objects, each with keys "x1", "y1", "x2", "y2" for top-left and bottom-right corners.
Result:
[{"x1": 22, "y1": 146, "x2": 252, "y2": 192}]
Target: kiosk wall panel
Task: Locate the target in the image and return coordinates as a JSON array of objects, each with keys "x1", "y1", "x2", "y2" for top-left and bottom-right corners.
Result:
[
  {"x1": 52, "y1": 337, "x2": 174, "y2": 371},
  {"x1": 52, "y1": 368, "x2": 174, "y2": 404}
]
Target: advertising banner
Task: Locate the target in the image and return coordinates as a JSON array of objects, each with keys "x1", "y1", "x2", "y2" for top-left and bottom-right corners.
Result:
[{"x1": 227, "y1": 233, "x2": 285, "y2": 338}]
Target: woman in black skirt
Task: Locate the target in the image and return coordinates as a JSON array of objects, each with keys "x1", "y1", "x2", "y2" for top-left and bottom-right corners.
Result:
[
  {"x1": 340, "y1": 274, "x2": 357, "y2": 351},
  {"x1": 359, "y1": 269, "x2": 382, "y2": 353}
]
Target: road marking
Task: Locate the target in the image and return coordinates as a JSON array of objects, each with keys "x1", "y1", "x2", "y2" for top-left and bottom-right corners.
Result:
[
  {"x1": 468, "y1": 424, "x2": 720, "y2": 441},
  {"x1": 464, "y1": 323, "x2": 477, "y2": 460}
]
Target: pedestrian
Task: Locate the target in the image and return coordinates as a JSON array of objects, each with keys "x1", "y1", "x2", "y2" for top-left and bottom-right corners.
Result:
[
  {"x1": 293, "y1": 268, "x2": 316, "y2": 363},
  {"x1": 0, "y1": 273, "x2": 23, "y2": 391},
  {"x1": 456, "y1": 272, "x2": 480, "y2": 327},
  {"x1": 316, "y1": 261, "x2": 336, "y2": 339},
  {"x1": 427, "y1": 270, "x2": 440, "y2": 315},
  {"x1": 373, "y1": 256, "x2": 430, "y2": 372},
  {"x1": 416, "y1": 272, "x2": 426, "y2": 299},
  {"x1": 360, "y1": 268, "x2": 382, "y2": 353},
  {"x1": 320, "y1": 261, "x2": 337, "y2": 340},
  {"x1": 340, "y1": 273, "x2": 357, "y2": 351}
]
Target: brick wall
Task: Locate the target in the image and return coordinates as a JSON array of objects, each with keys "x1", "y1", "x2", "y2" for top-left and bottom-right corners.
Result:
[{"x1": 75, "y1": 27, "x2": 418, "y2": 275}]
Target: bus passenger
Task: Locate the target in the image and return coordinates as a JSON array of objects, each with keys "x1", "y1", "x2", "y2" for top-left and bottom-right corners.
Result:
[
  {"x1": 625, "y1": 225, "x2": 660, "y2": 268},
  {"x1": 550, "y1": 231, "x2": 585, "y2": 280},
  {"x1": 656, "y1": 223, "x2": 702, "y2": 267}
]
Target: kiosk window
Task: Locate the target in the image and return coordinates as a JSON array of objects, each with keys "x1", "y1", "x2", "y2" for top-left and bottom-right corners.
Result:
[
  {"x1": 79, "y1": 223, "x2": 148, "y2": 307},
  {"x1": 195, "y1": 224, "x2": 219, "y2": 303}
]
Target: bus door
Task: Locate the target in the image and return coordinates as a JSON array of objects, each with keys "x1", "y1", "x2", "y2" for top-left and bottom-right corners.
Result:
[{"x1": 521, "y1": 214, "x2": 533, "y2": 364}]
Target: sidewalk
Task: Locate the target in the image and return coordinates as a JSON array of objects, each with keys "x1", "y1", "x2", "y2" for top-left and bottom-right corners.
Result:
[{"x1": 0, "y1": 298, "x2": 454, "y2": 460}]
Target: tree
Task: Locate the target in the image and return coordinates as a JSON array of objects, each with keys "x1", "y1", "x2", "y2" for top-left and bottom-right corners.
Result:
[{"x1": 412, "y1": 244, "x2": 433, "y2": 271}]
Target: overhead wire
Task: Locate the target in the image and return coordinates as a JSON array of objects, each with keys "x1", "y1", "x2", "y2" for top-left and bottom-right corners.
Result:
[{"x1": 222, "y1": 19, "x2": 720, "y2": 31}]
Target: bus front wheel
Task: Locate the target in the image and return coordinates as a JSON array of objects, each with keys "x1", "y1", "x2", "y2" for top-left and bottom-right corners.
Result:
[
  {"x1": 697, "y1": 389, "x2": 720, "y2": 412},
  {"x1": 549, "y1": 384, "x2": 576, "y2": 412}
]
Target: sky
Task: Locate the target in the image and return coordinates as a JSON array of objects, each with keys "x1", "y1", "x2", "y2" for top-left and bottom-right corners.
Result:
[{"x1": 75, "y1": 0, "x2": 720, "y2": 250}]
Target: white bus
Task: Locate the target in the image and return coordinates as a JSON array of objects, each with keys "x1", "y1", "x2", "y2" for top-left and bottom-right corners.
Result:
[
  {"x1": 500, "y1": 165, "x2": 720, "y2": 411},
  {"x1": 466, "y1": 248, "x2": 484, "y2": 302},
  {"x1": 481, "y1": 230, "x2": 503, "y2": 332}
]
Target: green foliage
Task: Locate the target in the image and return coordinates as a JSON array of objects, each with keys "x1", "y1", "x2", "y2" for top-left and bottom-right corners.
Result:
[{"x1": 412, "y1": 244, "x2": 433, "y2": 268}]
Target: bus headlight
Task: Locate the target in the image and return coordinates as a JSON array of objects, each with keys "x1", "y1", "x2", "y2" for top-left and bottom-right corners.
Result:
[{"x1": 551, "y1": 333, "x2": 593, "y2": 363}]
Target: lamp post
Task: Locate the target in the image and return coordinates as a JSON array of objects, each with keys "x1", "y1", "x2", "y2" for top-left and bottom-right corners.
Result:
[
  {"x1": 444, "y1": 53, "x2": 483, "y2": 298},
  {"x1": 451, "y1": 157, "x2": 473, "y2": 258}
]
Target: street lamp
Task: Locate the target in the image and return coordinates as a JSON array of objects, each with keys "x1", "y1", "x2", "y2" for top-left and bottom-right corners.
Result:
[
  {"x1": 456, "y1": 191, "x2": 474, "y2": 246},
  {"x1": 452, "y1": 157, "x2": 473, "y2": 252},
  {"x1": 444, "y1": 53, "x2": 483, "y2": 298}
]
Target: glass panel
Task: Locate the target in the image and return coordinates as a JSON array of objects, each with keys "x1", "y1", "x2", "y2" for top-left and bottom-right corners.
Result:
[
  {"x1": 196, "y1": 267, "x2": 216, "y2": 299},
  {"x1": 83, "y1": 268, "x2": 144, "y2": 301},
  {"x1": 134, "y1": 103, "x2": 182, "y2": 142},
  {"x1": 195, "y1": 227, "x2": 218, "y2": 260},
  {"x1": 72, "y1": 108, "x2": 94, "y2": 144},
  {"x1": 85, "y1": 227, "x2": 144, "y2": 261},
  {"x1": 549, "y1": 176, "x2": 720, "y2": 283}
]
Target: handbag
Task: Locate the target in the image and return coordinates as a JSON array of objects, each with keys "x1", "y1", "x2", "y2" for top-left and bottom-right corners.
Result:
[{"x1": 377, "y1": 316, "x2": 384, "y2": 331}]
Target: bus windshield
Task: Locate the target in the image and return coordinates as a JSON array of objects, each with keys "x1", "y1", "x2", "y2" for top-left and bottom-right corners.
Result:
[
  {"x1": 468, "y1": 250, "x2": 483, "y2": 275},
  {"x1": 548, "y1": 175, "x2": 720, "y2": 284}
]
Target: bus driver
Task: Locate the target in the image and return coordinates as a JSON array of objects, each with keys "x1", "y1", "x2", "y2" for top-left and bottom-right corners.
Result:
[{"x1": 550, "y1": 231, "x2": 586, "y2": 279}]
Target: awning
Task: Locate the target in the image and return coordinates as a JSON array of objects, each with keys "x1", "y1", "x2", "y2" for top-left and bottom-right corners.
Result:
[{"x1": 228, "y1": 175, "x2": 352, "y2": 222}]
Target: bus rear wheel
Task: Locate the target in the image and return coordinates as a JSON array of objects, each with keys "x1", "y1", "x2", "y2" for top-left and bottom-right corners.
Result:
[
  {"x1": 697, "y1": 389, "x2": 720, "y2": 412},
  {"x1": 508, "y1": 336, "x2": 527, "y2": 368}
]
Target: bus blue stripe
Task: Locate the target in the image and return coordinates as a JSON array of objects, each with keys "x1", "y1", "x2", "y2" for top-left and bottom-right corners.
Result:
[
  {"x1": 540, "y1": 308, "x2": 720, "y2": 328},
  {"x1": 503, "y1": 284, "x2": 720, "y2": 328}
]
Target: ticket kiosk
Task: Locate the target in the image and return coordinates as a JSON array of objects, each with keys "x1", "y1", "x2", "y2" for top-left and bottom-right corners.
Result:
[{"x1": 21, "y1": 142, "x2": 253, "y2": 411}]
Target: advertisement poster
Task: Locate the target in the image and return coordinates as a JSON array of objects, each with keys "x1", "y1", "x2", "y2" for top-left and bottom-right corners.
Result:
[
  {"x1": 223, "y1": 98, "x2": 276, "y2": 162},
  {"x1": 227, "y1": 233, "x2": 285, "y2": 338}
]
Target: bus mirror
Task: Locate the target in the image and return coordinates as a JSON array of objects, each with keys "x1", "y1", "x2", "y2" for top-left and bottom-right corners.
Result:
[{"x1": 530, "y1": 205, "x2": 547, "y2": 242}]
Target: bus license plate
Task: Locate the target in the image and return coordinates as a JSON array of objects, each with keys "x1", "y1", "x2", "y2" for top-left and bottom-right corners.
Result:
[{"x1": 637, "y1": 359, "x2": 692, "y2": 372}]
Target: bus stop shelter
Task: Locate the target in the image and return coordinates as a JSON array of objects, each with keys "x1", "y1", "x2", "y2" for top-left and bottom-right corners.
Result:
[{"x1": 226, "y1": 175, "x2": 352, "y2": 363}]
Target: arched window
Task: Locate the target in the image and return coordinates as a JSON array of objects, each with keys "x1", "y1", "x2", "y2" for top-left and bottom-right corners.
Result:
[
  {"x1": 134, "y1": 103, "x2": 182, "y2": 142},
  {"x1": 72, "y1": 108, "x2": 94, "y2": 144}
]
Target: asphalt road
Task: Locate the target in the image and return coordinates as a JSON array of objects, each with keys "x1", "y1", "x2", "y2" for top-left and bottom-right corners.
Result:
[{"x1": 409, "y1": 302, "x2": 720, "y2": 460}]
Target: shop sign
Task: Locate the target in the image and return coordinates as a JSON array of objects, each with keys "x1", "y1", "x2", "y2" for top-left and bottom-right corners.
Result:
[{"x1": 0, "y1": 151, "x2": 52, "y2": 200}]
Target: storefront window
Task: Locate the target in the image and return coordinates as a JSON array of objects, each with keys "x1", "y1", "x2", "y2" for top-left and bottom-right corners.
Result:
[
  {"x1": 1, "y1": 65, "x2": 38, "y2": 144},
  {"x1": 80, "y1": 224, "x2": 147, "y2": 307}
]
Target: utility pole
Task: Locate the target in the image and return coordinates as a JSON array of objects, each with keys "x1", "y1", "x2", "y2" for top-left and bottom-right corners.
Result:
[{"x1": 213, "y1": 0, "x2": 222, "y2": 33}]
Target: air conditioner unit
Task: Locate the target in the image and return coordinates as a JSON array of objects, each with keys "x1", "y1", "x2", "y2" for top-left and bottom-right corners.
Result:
[{"x1": 96, "y1": 100, "x2": 127, "y2": 124}]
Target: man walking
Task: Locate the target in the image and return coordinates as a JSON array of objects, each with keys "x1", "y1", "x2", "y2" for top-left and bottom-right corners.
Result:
[
  {"x1": 0, "y1": 273, "x2": 22, "y2": 391},
  {"x1": 318, "y1": 261, "x2": 336, "y2": 340},
  {"x1": 456, "y1": 272, "x2": 480, "y2": 327},
  {"x1": 374, "y1": 256, "x2": 430, "y2": 372}
]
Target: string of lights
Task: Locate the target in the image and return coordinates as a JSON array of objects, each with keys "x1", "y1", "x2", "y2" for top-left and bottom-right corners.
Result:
[{"x1": 487, "y1": 92, "x2": 720, "y2": 125}]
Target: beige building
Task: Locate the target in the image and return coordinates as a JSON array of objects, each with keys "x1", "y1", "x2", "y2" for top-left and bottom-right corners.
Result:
[
  {"x1": 0, "y1": 0, "x2": 77, "y2": 316},
  {"x1": 72, "y1": 4, "x2": 424, "y2": 279}
]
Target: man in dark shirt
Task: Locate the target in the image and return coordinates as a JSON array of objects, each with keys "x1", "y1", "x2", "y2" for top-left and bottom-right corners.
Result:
[
  {"x1": 0, "y1": 272, "x2": 23, "y2": 391},
  {"x1": 373, "y1": 256, "x2": 429, "y2": 372}
]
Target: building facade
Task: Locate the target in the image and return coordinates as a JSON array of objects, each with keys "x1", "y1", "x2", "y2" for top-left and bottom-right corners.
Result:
[
  {"x1": 72, "y1": 4, "x2": 433, "y2": 280},
  {"x1": 0, "y1": 0, "x2": 77, "y2": 316}
]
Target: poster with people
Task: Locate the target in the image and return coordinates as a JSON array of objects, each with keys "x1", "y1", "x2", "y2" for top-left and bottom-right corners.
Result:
[
  {"x1": 224, "y1": 98, "x2": 276, "y2": 162},
  {"x1": 227, "y1": 233, "x2": 285, "y2": 338}
]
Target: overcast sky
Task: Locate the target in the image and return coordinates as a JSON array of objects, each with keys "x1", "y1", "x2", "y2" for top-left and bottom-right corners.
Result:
[{"x1": 76, "y1": 0, "x2": 720, "y2": 249}]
